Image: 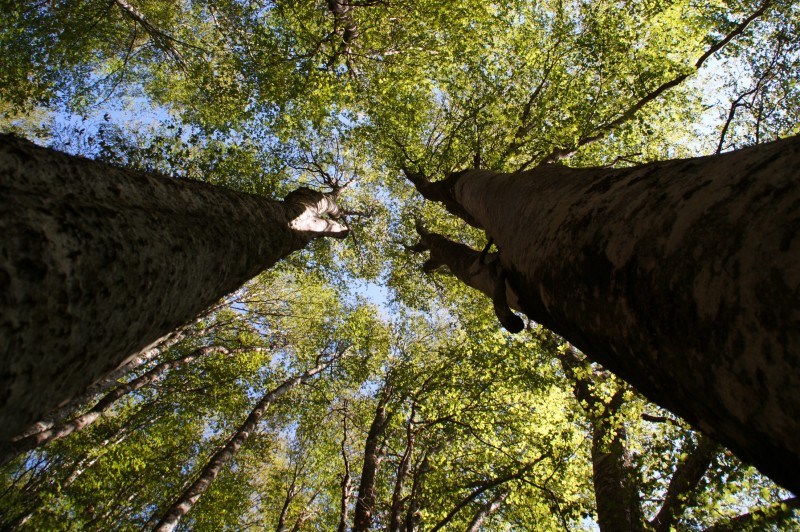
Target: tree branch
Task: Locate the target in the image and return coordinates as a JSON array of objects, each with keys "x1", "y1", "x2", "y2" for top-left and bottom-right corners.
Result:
[
  {"x1": 650, "y1": 436, "x2": 719, "y2": 531},
  {"x1": 152, "y1": 355, "x2": 338, "y2": 531},
  {"x1": 538, "y1": 0, "x2": 772, "y2": 165},
  {"x1": 703, "y1": 496, "x2": 800, "y2": 531}
]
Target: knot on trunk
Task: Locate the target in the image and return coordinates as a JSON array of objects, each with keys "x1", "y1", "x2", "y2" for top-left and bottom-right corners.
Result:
[{"x1": 284, "y1": 187, "x2": 350, "y2": 238}]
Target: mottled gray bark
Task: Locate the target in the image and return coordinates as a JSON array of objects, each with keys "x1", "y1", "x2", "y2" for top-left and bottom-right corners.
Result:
[
  {"x1": 0, "y1": 134, "x2": 347, "y2": 441},
  {"x1": 408, "y1": 136, "x2": 800, "y2": 493}
]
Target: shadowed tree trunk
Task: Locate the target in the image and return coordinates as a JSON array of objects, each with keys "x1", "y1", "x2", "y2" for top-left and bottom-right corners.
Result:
[
  {"x1": 558, "y1": 347, "x2": 644, "y2": 531},
  {"x1": 405, "y1": 442, "x2": 442, "y2": 532},
  {"x1": 650, "y1": 436, "x2": 718, "y2": 531},
  {"x1": 0, "y1": 135, "x2": 348, "y2": 441},
  {"x1": 337, "y1": 401, "x2": 353, "y2": 532},
  {"x1": 352, "y1": 388, "x2": 393, "y2": 532},
  {"x1": 388, "y1": 406, "x2": 417, "y2": 532},
  {"x1": 407, "y1": 136, "x2": 800, "y2": 493}
]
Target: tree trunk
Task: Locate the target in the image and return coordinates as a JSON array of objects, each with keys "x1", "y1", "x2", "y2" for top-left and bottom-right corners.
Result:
[
  {"x1": 337, "y1": 404, "x2": 353, "y2": 532},
  {"x1": 465, "y1": 487, "x2": 511, "y2": 532},
  {"x1": 0, "y1": 346, "x2": 264, "y2": 466},
  {"x1": 591, "y1": 418, "x2": 644, "y2": 531},
  {"x1": 153, "y1": 358, "x2": 334, "y2": 531},
  {"x1": 352, "y1": 390, "x2": 392, "y2": 532},
  {"x1": 407, "y1": 136, "x2": 800, "y2": 492},
  {"x1": 0, "y1": 134, "x2": 347, "y2": 440},
  {"x1": 558, "y1": 348, "x2": 644, "y2": 531},
  {"x1": 405, "y1": 442, "x2": 442, "y2": 532},
  {"x1": 388, "y1": 409, "x2": 416, "y2": 532}
]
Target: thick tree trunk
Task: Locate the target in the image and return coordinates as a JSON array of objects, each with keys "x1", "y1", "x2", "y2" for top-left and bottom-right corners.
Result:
[
  {"x1": 591, "y1": 417, "x2": 644, "y2": 531},
  {"x1": 0, "y1": 135, "x2": 347, "y2": 440},
  {"x1": 408, "y1": 136, "x2": 800, "y2": 492}
]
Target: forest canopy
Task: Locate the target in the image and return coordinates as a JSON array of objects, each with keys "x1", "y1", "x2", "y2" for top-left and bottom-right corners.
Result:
[{"x1": 1, "y1": 0, "x2": 799, "y2": 530}]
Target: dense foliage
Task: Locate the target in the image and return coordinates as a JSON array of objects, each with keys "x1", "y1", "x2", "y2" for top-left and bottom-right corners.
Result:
[{"x1": 2, "y1": 0, "x2": 799, "y2": 529}]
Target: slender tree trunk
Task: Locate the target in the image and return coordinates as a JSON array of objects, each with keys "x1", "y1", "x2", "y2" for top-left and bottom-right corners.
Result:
[
  {"x1": 465, "y1": 487, "x2": 511, "y2": 532},
  {"x1": 275, "y1": 483, "x2": 297, "y2": 532},
  {"x1": 388, "y1": 409, "x2": 416, "y2": 532},
  {"x1": 0, "y1": 346, "x2": 263, "y2": 467},
  {"x1": 2, "y1": 428, "x2": 131, "y2": 530},
  {"x1": 337, "y1": 404, "x2": 353, "y2": 532},
  {"x1": 352, "y1": 390, "x2": 392, "y2": 532},
  {"x1": 405, "y1": 443, "x2": 443, "y2": 532},
  {"x1": 703, "y1": 496, "x2": 800, "y2": 530},
  {"x1": 407, "y1": 136, "x2": 800, "y2": 492},
  {"x1": 431, "y1": 463, "x2": 534, "y2": 532},
  {"x1": 557, "y1": 347, "x2": 644, "y2": 531},
  {"x1": 153, "y1": 358, "x2": 334, "y2": 531},
  {"x1": 0, "y1": 135, "x2": 347, "y2": 440},
  {"x1": 289, "y1": 491, "x2": 318, "y2": 532}
]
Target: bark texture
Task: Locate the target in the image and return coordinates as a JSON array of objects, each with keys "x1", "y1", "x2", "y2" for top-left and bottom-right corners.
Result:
[
  {"x1": 409, "y1": 136, "x2": 800, "y2": 493},
  {"x1": 0, "y1": 135, "x2": 347, "y2": 440}
]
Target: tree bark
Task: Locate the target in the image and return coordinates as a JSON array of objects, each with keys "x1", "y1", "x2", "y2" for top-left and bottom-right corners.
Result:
[
  {"x1": 0, "y1": 346, "x2": 264, "y2": 467},
  {"x1": 591, "y1": 412, "x2": 644, "y2": 532},
  {"x1": 352, "y1": 389, "x2": 393, "y2": 532},
  {"x1": 408, "y1": 136, "x2": 800, "y2": 493},
  {"x1": 558, "y1": 347, "x2": 644, "y2": 531},
  {"x1": 405, "y1": 442, "x2": 443, "y2": 532},
  {"x1": 0, "y1": 134, "x2": 347, "y2": 440},
  {"x1": 153, "y1": 357, "x2": 334, "y2": 531},
  {"x1": 337, "y1": 403, "x2": 353, "y2": 532},
  {"x1": 388, "y1": 408, "x2": 416, "y2": 532}
]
